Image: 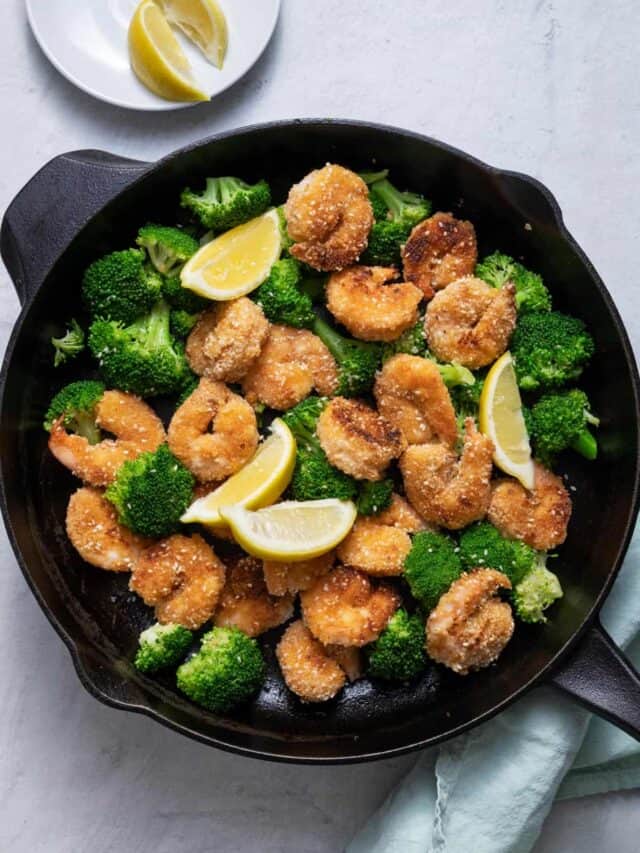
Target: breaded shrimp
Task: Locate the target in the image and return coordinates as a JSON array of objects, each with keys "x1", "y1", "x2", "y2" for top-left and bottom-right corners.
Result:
[
  {"x1": 375, "y1": 493, "x2": 429, "y2": 533},
  {"x1": 424, "y1": 276, "x2": 517, "y2": 369},
  {"x1": 66, "y1": 487, "x2": 150, "y2": 572},
  {"x1": 402, "y1": 212, "x2": 477, "y2": 299},
  {"x1": 263, "y1": 551, "x2": 335, "y2": 596},
  {"x1": 276, "y1": 620, "x2": 347, "y2": 702},
  {"x1": 48, "y1": 390, "x2": 165, "y2": 487},
  {"x1": 374, "y1": 354, "x2": 458, "y2": 447},
  {"x1": 185, "y1": 298, "x2": 269, "y2": 382},
  {"x1": 301, "y1": 566, "x2": 400, "y2": 647},
  {"x1": 325, "y1": 645, "x2": 363, "y2": 682},
  {"x1": 242, "y1": 325, "x2": 338, "y2": 411},
  {"x1": 326, "y1": 265, "x2": 422, "y2": 342},
  {"x1": 400, "y1": 418, "x2": 494, "y2": 529},
  {"x1": 488, "y1": 462, "x2": 572, "y2": 550},
  {"x1": 285, "y1": 164, "x2": 374, "y2": 271},
  {"x1": 426, "y1": 569, "x2": 514, "y2": 674},
  {"x1": 214, "y1": 556, "x2": 294, "y2": 637},
  {"x1": 168, "y1": 378, "x2": 258, "y2": 482},
  {"x1": 316, "y1": 397, "x2": 405, "y2": 480},
  {"x1": 130, "y1": 534, "x2": 225, "y2": 630}
]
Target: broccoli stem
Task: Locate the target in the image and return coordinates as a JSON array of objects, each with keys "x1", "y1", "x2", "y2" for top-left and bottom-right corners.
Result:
[
  {"x1": 312, "y1": 315, "x2": 347, "y2": 362},
  {"x1": 584, "y1": 409, "x2": 601, "y2": 427},
  {"x1": 571, "y1": 428, "x2": 598, "y2": 460},
  {"x1": 436, "y1": 361, "x2": 475, "y2": 388},
  {"x1": 358, "y1": 169, "x2": 389, "y2": 185},
  {"x1": 371, "y1": 179, "x2": 424, "y2": 219},
  {"x1": 75, "y1": 412, "x2": 102, "y2": 446}
]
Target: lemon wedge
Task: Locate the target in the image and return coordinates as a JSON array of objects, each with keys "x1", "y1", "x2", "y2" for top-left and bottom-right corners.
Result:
[
  {"x1": 180, "y1": 209, "x2": 282, "y2": 300},
  {"x1": 158, "y1": 0, "x2": 228, "y2": 69},
  {"x1": 181, "y1": 418, "x2": 296, "y2": 530},
  {"x1": 128, "y1": 0, "x2": 209, "y2": 102},
  {"x1": 479, "y1": 351, "x2": 535, "y2": 489},
  {"x1": 219, "y1": 500, "x2": 358, "y2": 561}
]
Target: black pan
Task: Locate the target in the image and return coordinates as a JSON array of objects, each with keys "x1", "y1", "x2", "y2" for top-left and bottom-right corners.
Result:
[{"x1": 2, "y1": 120, "x2": 640, "y2": 764}]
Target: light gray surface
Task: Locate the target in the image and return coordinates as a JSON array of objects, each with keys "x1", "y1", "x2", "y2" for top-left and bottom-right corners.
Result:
[{"x1": 1, "y1": 1, "x2": 639, "y2": 851}]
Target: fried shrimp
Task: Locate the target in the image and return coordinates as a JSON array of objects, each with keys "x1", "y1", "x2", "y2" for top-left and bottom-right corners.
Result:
[
  {"x1": 214, "y1": 556, "x2": 294, "y2": 637},
  {"x1": 130, "y1": 533, "x2": 225, "y2": 629},
  {"x1": 426, "y1": 569, "x2": 514, "y2": 674},
  {"x1": 316, "y1": 397, "x2": 405, "y2": 480},
  {"x1": 374, "y1": 354, "x2": 458, "y2": 447},
  {"x1": 242, "y1": 325, "x2": 338, "y2": 410},
  {"x1": 402, "y1": 212, "x2": 477, "y2": 299},
  {"x1": 185, "y1": 298, "x2": 269, "y2": 382},
  {"x1": 66, "y1": 487, "x2": 150, "y2": 572},
  {"x1": 325, "y1": 265, "x2": 422, "y2": 342},
  {"x1": 276, "y1": 620, "x2": 347, "y2": 702},
  {"x1": 285, "y1": 164, "x2": 373, "y2": 272},
  {"x1": 263, "y1": 551, "x2": 335, "y2": 596},
  {"x1": 49, "y1": 390, "x2": 165, "y2": 487},
  {"x1": 424, "y1": 276, "x2": 517, "y2": 369},
  {"x1": 400, "y1": 418, "x2": 494, "y2": 529},
  {"x1": 488, "y1": 462, "x2": 572, "y2": 550},
  {"x1": 168, "y1": 378, "x2": 258, "y2": 482},
  {"x1": 301, "y1": 566, "x2": 400, "y2": 647}
]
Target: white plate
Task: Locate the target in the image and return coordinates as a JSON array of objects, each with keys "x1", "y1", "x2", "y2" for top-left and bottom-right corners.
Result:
[{"x1": 26, "y1": 0, "x2": 281, "y2": 111}]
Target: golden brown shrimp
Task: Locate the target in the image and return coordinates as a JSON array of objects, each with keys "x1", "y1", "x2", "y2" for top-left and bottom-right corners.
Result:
[
  {"x1": 66, "y1": 487, "x2": 150, "y2": 572},
  {"x1": 326, "y1": 266, "x2": 423, "y2": 342},
  {"x1": 426, "y1": 569, "x2": 514, "y2": 674},
  {"x1": 130, "y1": 533, "x2": 225, "y2": 629},
  {"x1": 375, "y1": 493, "x2": 429, "y2": 533},
  {"x1": 214, "y1": 556, "x2": 294, "y2": 637},
  {"x1": 242, "y1": 325, "x2": 338, "y2": 411},
  {"x1": 262, "y1": 551, "x2": 335, "y2": 596},
  {"x1": 316, "y1": 397, "x2": 405, "y2": 480},
  {"x1": 374, "y1": 354, "x2": 458, "y2": 447},
  {"x1": 167, "y1": 378, "x2": 258, "y2": 482},
  {"x1": 185, "y1": 298, "x2": 270, "y2": 382},
  {"x1": 48, "y1": 390, "x2": 165, "y2": 487},
  {"x1": 284, "y1": 164, "x2": 374, "y2": 271},
  {"x1": 325, "y1": 645, "x2": 363, "y2": 682},
  {"x1": 488, "y1": 462, "x2": 572, "y2": 550},
  {"x1": 300, "y1": 566, "x2": 400, "y2": 647},
  {"x1": 276, "y1": 620, "x2": 347, "y2": 702},
  {"x1": 402, "y1": 212, "x2": 477, "y2": 299},
  {"x1": 424, "y1": 277, "x2": 517, "y2": 369},
  {"x1": 400, "y1": 418, "x2": 494, "y2": 529}
]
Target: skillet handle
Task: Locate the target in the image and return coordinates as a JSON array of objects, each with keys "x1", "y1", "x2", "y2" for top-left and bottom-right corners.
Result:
[
  {"x1": 550, "y1": 621, "x2": 640, "y2": 741},
  {"x1": 1, "y1": 149, "x2": 150, "y2": 306}
]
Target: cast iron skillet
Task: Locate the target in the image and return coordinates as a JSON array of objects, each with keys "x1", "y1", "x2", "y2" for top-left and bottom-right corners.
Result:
[{"x1": 2, "y1": 120, "x2": 640, "y2": 764}]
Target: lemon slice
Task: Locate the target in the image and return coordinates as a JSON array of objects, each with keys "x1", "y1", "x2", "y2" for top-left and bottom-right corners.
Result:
[
  {"x1": 479, "y1": 351, "x2": 535, "y2": 489},
  {"x1": 219, "y1": 500, "x2": 358, "y2": 561},
  {"x1": 158, "y1": 0, "x2": 228, "y2": 68},
  {"x1": 128, "y1": 0, "x2": 209, "y2": 102},
  {"x1": 181, "y1": 209, "x2": 282, "y2": 300},
  {"x1": 181, "y1": 418, "x2": 296, "y2": 530}
]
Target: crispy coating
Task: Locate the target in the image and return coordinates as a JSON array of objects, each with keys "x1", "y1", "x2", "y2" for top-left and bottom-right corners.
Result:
[
  {"x1": 301, "y1": 566, "x2": 400, "y2": 647},
  {"x1": 375, "y1": 493, "x2": 430, "y2": 533},
  {"x1": 488, "y1": 462, "x2": 572, "y2": 550},
  {"x1": 285, "y1": 164, "x2": 374, "y2": 271},
  {"x1": 242, "y1": 325, "x2": 339, "y2": 411},
  {"x1": 400, "y1": 418, "x2": 494, "y2": 529},
  {"x1": 168, "y1": 378, "x2": 258, "y2": 482},
  {"x1": 317, "y1": 397, "x2": 406, "y2": 480},
  {"x1": 326, "y1": 265, "x2": 422, "y2": 342},
  {"x1": 130, "y1": 533, "x2": 225, "y2": 629},
  {"x1": 214, "y1": 556, "x2": 294, "y2": 637},
  {"x1": 276, "y1": 620, "x2": 347, "y2": 702},
  {"x1": 402, "y1": 212, "x2": 477, "y2": 298},
  {"x1": 424, "y1": 276, "x2": 517, "y2": 369},
  {"x1": 49, "y1": 390, "x2": 165, "y2": 487},
  {"x1": 374, "y1": 354, "x2": 458, "y2": 447},
  {"x1": 325, "y1": 645, "x2": 363, "y2": 682},
  {"x1": 263, "y1": 551, "x2": 335, "y2": 596},
  {"x1": 426, "y1": 568, "x2": 514, "y2": 674}
]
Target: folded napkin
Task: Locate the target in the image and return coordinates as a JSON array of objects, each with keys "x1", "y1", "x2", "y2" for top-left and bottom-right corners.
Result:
[{"x1": 348, "y1": 524, "x2": 640, "y2": 853}]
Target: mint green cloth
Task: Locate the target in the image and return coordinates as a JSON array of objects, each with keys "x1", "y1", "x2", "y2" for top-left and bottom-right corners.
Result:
[{"x1": 348, "y1": 526, "x2": 640, "y2": 853}]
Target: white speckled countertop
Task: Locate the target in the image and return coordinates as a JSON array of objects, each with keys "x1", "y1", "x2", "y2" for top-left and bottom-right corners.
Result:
[{"x1": 1, "y1": 1, "x2": 640, "y2": 850}]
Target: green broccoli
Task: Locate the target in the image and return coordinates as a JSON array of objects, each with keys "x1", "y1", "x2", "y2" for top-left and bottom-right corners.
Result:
[
  {"x1": 435, "y1": 360, "x2": 476, "y2": 388},
  {"x1": 528, "y1": 389, "x2": 600, "y2": 462},
  {"x1": 381, "y1": 318, "x2": 427, "y2": 360},
  {"x1": 459, "y1": 522, "x2": 537, "y2": 586},
  {"x1": 176, "y1": 373, "x2": 199, "y2": 406},
  {"x1": 367, "y1": 609, "x2": 427, "y2": 681},
  {"x1": 170, "y1": 309, "x2": 200, "y2": 339},
  {"x1": 82, "y1": 249, "x2": 163, "y2": 324},
  {"x1": 51, "y1": 319, "x2": 85, "y2": 367},
  {"x1": 370, "y1": 178, "x2": 431, "y2": 228},
  {"x1": 357, "y1": 479, "x2": 394, "y2": 516},
  {"x1": 299, "y1": 276, "x2": 327, "y2": 303},
  {"x1": 312, "y1": 315, "x2": 382, "y2": 397},
  {"x1": 105, "y1": 444, "x2": 195, "y2": 537},
  {"x1": 136, "y1": 224, "x2": 199, "y2": 275},
  {"x1": 358, "y1": 169, "x2": 390, "y2": 185},
  {"x1": 161, "y1": 273, "x2": 210, "y2": 313},
  {"x1": 513, "y1": 558, "x2": 563, "y2": 623},
  {"x1": 180, "y1": 176, "x2": 271, "y2": 231},
  {"x1": 43, "y1": 380, "x2": 105, "y2": 444},
  {"x1": 403, "y1": 530, "x2": 463, "y2": 610},
  {"x1": 134, "y1": 622, "x2": 193, "y2": 673},
  {"x1": 475, "y1": 251, "x2": 552, "y2": 315},
  {"x1": 253, "y1": 259, "x2": 315, "y2": 328},
  {"x1": 369, "y1": 192, "x2": 390, "y2": 221},
  {"x1": 363, "y1": 177, "x2": 432, "y2": 266},
  {"x1": 176, "y1": 626, "x2": 265, "y2": 712}
]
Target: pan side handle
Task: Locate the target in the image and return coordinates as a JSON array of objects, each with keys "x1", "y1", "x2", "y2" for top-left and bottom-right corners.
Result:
[{"x1": 1, "y1": 150, "x2": 150, "y2": 305}]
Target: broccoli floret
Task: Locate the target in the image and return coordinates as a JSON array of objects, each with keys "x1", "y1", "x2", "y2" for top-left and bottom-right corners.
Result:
[
  {"x1": 357, "y1": 479, "x2": 394, "y2": 516},
  {"x1": 51, "y1": 319, "x2": 85, "y2": 367},
  {"x1": 476, "y1": 251, "x2": 552, "y2": 315},
  {"x1": 312, "y1": 315, "x2": 382, "y2": 397},
  {"x1": 134, "y1": 622, "x2": 193, "y2": 673},
  {"x1": 459, "y1": 522, "x2": 537, "y2": 586},
  {"x1": 180, "y1": 177, "x2": 271, "y2": 231},
  {"x1": 363, "y1": 177, "x2": 432, "y2": 266},
  {"x1": 253, "y1": 259, "x2": 315, "y2": 328},
  {"x1": 161, "y1": 273, "x2": 209, "y2": 313},
  {"x1": 367, "y1": 609, "x2": 427, "y2": 681},
  {"x1": 370, "y1": 178, "x2": 432, "y2": 228},
  {"x1": 82, "y1": 249, "x2": 163, "y2": 324},
  {"x1": 176, "y1": 626, "x2": 265, "y2": 712},
  {"x1": 381, "y1": 318, "x2": 427, "y2": 361},
  {"x1": 105, "y1": 444, "x2": 194, "y2": 537},
  {"x1": 528, "y1": 389, "x2": 599, "y2": 462},
  {"x1": 369, "y1": 192, "x2": 390, "y2": 221},
  {"x1": 512, "y1": 311, "x2": 595, "y2": 392},
  {"x1": 434, "y1": 359, "x2": 476, "y2": 388},
  {"x1": 176, "y1": 374, "x2": 199, "y2": 407},
  {"x1": 513, "y1": 558, "x2": 563, "y2": 623},
  {"x1": 364, "y1": 219, "x2": 414, "y2": 266},
  {"x1": 136, "y1": 224, "x2": 199, "y2": 275},
  {"x1": 299, "y1": 276, "x2": 327, "y2": 303},
  {"x1": 43, "y1": 380, "x2": 105, "y2": 444},
  {"x1": 170, "y1": 309, "x2": 200, "y2": 339},
  {"x1": 403, "y1": 531, "x2": 463, "y2": 610}
]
